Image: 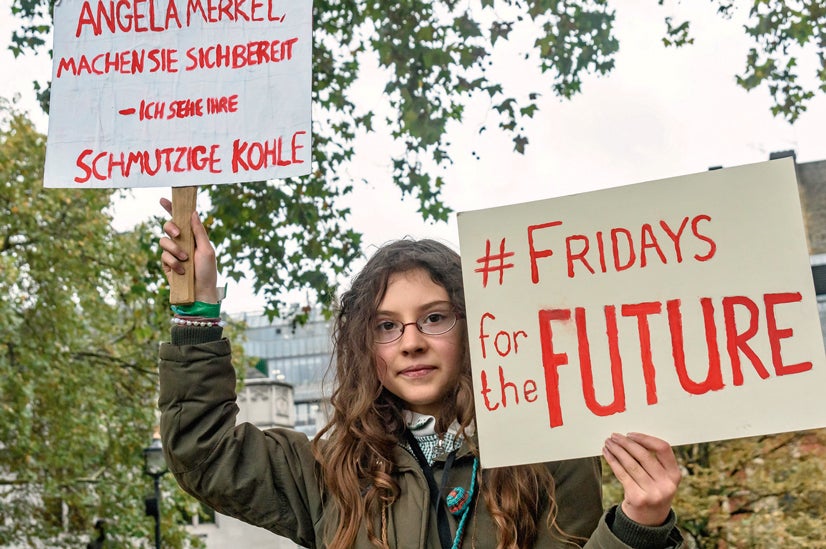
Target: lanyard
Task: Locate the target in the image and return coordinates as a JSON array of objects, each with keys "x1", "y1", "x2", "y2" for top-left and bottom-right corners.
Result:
[{"x1": 404, "y1": 429, "x2": 457, "y2": 549}]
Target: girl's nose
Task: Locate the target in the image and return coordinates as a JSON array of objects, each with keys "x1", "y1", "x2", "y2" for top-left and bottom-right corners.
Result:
[{"x1": 398, "y1": 323, "x2": 427, "y2": 354}]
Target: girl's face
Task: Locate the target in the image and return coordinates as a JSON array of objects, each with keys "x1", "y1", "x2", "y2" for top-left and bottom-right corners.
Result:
[{"x1": 373, "y1": 268, "x2": 463, "y2": 418}]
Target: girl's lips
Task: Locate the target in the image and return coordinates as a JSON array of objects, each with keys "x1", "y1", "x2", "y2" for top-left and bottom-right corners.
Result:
[{"x1": 399, "y1": 365, "x2": 436, "y2": 378}]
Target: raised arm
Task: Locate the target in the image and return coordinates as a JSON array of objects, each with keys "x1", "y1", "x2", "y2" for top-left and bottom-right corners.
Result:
[{"x1": 156, "y1": 198, "x2": 324, "y2": 545}]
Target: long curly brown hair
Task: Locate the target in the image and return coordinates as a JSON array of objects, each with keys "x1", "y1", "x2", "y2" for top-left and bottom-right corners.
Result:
[{"x1": 312, "y1": 239, "x2": 564, "y2": 548}]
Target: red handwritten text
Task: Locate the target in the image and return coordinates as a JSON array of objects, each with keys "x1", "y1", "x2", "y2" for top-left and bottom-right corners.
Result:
[
  {"x1": 131, "y1": 94, "x2": 238, "y2": 120},
  {"x1": 56, "y1": 48, "x2": 179, "y2": 77},
  {"x1": 74, "y1": 144, "x2": 221, "y2": 183},
  {"x1": 207, "y1": 94, "x2": 238, "y2": 113},
  {"x1": 479, "y1": 366, "x2": 540, "y2": 412},
  {"x1": 231, "y1": 131, "x2": 307, "y2": 173},
  {"x1": 527, "y1": 215, "x2": 717, "y2": 282},
  {"x1": 55, "y1": 38, "x2": 297, "y2": 78},
  {"x1": 168, "y1": 98, "x2": 204, "y2": 119},
  {"x1": 75, "y1": 0, "x2": 287, "y2": 37},
  {"x1": 478, "y1": 313, "x2": 536, "y2": 411},
  {"x1": 184, "y1": 39, "x2": 298, "y2": 70},
  {"x1": 533, "y1": 292, "x2": 811, "y2": 428},
  {"x1": 478, "y1": 312, "x2": 527, "y2": 359}
]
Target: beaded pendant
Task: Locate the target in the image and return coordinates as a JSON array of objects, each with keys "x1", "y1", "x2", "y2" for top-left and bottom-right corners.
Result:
[
  {"x1": 445, "y1": 457, "x2": 479, "y2": 549},
  {"x1": 446, "y1": 486, "x2": 469, "y2": 516}
]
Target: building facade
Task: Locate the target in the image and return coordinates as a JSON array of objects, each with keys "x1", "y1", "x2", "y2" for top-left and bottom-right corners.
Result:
[
  {"x1": 794, "y1": 155, "x2": 826, "y2": 339},
  {"x1": 234, "y1": 308, "x2": 334, "y2": 437}
]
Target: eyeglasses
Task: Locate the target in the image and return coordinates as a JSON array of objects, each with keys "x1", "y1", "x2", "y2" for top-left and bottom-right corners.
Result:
[{"x1": 374, "y1": 311, "x2": 462, "y2": 344}]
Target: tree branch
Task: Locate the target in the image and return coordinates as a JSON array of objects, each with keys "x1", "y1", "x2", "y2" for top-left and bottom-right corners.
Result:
[{"x1": 71, "y1": 351, "x2": 156, "y2": 377}]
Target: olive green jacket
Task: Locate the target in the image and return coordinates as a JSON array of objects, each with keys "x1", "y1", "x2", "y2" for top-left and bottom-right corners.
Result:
[{"x1": 159, "y1": 335, "x2": 683, "y2": 548}]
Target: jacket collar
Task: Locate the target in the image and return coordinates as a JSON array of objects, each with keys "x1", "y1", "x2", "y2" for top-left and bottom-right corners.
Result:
[{"x1": 393, "y1": 432, "x2": 478, "y2": 468}]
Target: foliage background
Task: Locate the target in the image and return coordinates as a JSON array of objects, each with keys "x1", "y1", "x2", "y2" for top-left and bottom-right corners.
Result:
[{"x1": 0, "y1": 105, "x2": 253, "y2": 547}]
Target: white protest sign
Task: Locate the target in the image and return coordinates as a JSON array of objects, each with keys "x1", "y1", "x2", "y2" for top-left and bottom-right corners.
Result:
[
  {"x1": 457, "y1": 158, "x2": 826, "y2": 469},
  {"x1": 44, "y1": 0, "x2": 312, "y2": 188}
]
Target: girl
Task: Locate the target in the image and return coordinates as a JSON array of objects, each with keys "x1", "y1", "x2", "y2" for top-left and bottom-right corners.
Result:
[{"x1": 158, "y1": 201, "x2": 683, "y2": 549}]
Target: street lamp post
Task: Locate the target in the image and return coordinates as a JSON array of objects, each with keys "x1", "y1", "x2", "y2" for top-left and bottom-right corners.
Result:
[{"x1": 143, "y1": 432, "x2": 168, "y2": 549}]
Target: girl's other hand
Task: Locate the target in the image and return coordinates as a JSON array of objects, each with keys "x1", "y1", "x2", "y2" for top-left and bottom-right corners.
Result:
[
  {"x1": 602, "y1": 432, "x2": 681, "y2": 526},
  {"x1": 158, "y1": 197, "x2": 220, "y2": 303}
]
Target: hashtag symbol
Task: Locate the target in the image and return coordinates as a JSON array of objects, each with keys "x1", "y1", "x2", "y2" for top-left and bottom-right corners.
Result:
[{"x1": 475, "y1": 238, "x2": 515, "y2": 288}]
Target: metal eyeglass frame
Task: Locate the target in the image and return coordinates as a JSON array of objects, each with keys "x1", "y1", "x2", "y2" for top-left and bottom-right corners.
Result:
[{"x1": 374, "y1": 311, "x2": 462, "y2": 344}]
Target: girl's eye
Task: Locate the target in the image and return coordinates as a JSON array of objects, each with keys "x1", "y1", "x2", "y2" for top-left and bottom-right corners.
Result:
[
  {"x1": 376, "y1": 320, "x2": 398, "y2": 332},
  {"x1": 422, "y1": 312, "x2": 446, "y2": 325}
]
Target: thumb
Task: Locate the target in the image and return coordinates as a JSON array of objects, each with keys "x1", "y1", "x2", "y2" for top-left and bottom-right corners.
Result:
[{"x1": 190, "y1": 211, "x2": 212, "y2": 250}]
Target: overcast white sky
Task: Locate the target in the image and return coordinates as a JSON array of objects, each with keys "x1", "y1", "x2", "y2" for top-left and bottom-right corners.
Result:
[{"x1": 2, "y1": 0, "x2": 824, "y2": 313}]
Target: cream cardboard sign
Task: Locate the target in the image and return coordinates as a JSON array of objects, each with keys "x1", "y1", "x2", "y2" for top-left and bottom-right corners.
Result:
[
  {"x1": 44, "y1": 0, "x2": 312, "y2": 188},
  {"x1": 457, "y1": 158, "x2": 826, "y2": 469}
]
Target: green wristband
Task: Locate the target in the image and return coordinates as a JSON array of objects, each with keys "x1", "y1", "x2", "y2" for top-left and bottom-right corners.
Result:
[{"x1": 171, "y1": 301, "x2": 221, "y2": 318}]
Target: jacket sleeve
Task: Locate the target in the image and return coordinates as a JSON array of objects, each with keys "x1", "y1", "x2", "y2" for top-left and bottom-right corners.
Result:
[
  {"x1": 158, "y1": 337, "x2": 323, "y2": 547},
  {"x1": 585, "y1": 508, "x2": 683, "y2": 549}
]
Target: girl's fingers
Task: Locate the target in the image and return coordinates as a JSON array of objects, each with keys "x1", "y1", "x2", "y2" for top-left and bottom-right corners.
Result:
[
  {"x1": 163, "y1": 220, "x2": 181, "y2": 240},
  {"x1": 161, "y1": 250, "x2": 186, "y2": 276},
  {"x1": 605, "y1": 433, "x2": 657, "y2": 487},
  {"x1": 159, "y1": 235, "x2": 188, "y2": 262},
  {"x1": 628, "y1": 432, "x2": 681, "y2": 484},
  {"x1": 159, "y1": 197, "x2": 173, "y2": 215},
  {"x1": 603, "y1": 433, "x2": 681, "y2": 526},
  {"x1": 606, "y1": 433, "x2": 679, "y2": 485}
]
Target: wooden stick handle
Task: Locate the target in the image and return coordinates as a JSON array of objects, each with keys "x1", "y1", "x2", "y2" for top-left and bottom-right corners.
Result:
[{"x1": 169, "y1": 186, "x2": 198, "y2": 305}]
